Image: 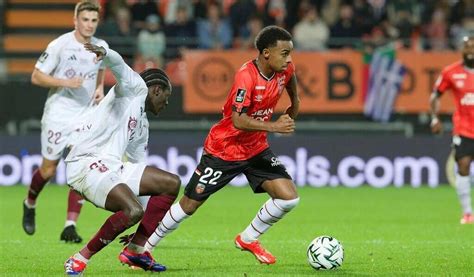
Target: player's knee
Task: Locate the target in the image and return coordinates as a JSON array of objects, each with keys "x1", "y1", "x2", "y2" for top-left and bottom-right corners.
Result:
[
  {"x1": 169, "y1": 174, "x2": 181, "y2": 196},
  {"x1": 160, "y1": 174, "x2": 181, "y2": 196},
  {"x1": 125, "y1": 204, "x2": 144, "y2": 226},
  {"x1": 274, "y1": 197, "x2": 300, "y2": 211}
]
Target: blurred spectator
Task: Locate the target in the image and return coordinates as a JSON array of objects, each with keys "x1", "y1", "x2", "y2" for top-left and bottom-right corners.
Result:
[
  {"x1": 234, "y1": 14, "x2": 263, "y2": 49},
  {"x1": 423, "y1": 8, "x2": 448, "y2": 50},
  {"x1": 387, "y1": 0, "x2": 420, "y2": 47},
  {"x1": 137, "y1": 15, "x2": 166, "y2": 66},
  {"x1": 196, "y1": 3, "x2": 233, "y2": 49},
  {"x1": 367, "y1": 0, "x2": 387, "y2": 24},
  {"x1": 263, "y1": 0, "x2": 287, "y2": 27},
  {"x1": 320, "y1": 0, "x2": 341, "y2": 27},
  {"x1": 330, "y1": 4, "x2": 363, "y2": 48},
  {"x1": 193, "y1": 0, "x2": 209, "y2": 19},
  {"x1": 165, "y1": 5, "x2": 197, "y2": 58},
  {"x1": 130, "y1": 0, "x2": 160, "y2": 30},
  {"x1": 451, "y1": 17, "x2": 474, "y2": 50},
  {"x1": 164, "y1": 0, "x2": 194, "y2": 25},
  {"x1": 352, "y1": 0, "x2": 376, "y2": 35},
  {"x1": 293, "y1": 5, "x2": 329, "y2": 51},
  {"x1": 450, "y1": 0, "x2": 474, "y2": 26},
  {"x1": 96, "y1": 7, "x2": 137, "y2": 62},
  {"x1": 229, "y1": 0, "x2": 257, "y2": 39}
]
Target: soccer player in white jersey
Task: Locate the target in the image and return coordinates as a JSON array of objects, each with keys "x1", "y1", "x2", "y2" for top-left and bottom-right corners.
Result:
[
  {"x1": 63, "y1": 43, "x2": 180, "y2": 275},
  {"x1": 22, "y1": 0, "x2": 108, "y2": 243}
]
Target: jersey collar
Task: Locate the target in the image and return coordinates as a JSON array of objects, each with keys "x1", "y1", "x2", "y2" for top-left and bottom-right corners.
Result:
[{"x1": 253, "y1": 60, "x2": 275, "y2": 81}]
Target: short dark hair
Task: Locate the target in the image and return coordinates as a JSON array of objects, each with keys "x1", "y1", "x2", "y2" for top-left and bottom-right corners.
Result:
[
  {"x1": 254, "y1": 25, "x2": 292, "y2": 53},
  {"x1": 140, "y1": 68, "x2": 172, "y2": 91},
  {"x1": 74, "y1": 0, "x2": 100, "y2": 18}
]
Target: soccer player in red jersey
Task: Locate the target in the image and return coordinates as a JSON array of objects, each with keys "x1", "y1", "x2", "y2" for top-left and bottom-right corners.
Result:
[
  {"x1": 430, "y1": 36, "x2": 474, "y2": 224},
  {"x1": 133, "y1": 25, "x2": 300, "y2": 265}
]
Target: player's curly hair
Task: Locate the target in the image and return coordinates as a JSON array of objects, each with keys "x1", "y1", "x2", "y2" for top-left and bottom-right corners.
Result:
[
  {"x1": 140, "y1": 68, "x2": 172, "y2": 92},
  {"x1": 74, "y1": 0, "x2": 100, "y2": 18},
  {"x1": 254, "y1": 25, "x2": 292, "y2": 53}
]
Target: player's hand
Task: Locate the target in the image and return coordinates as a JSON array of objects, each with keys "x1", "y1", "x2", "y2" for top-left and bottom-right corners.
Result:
[
  {"x1": 272, "y1": 114, "x2": 295, "y2": 134},
  {"x1": 65, "y1": 77, "x2": 83, "y2": 89},
  {"x1": 118, "y1": 233, "x2": 134, "y2": 246},
  {"x1": 93, "y1": 87, "x2": 104, "y2": 104},
  {"x1": 84, "y1": 43, "x2": 106, "y2": 61},
  {"x1": 430, "y1": 117, "x2": 443, "y2": 134}
]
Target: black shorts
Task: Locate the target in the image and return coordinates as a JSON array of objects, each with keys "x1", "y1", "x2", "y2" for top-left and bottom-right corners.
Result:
[
  {"x1": 453, "y1": 135, "x2": 474, "y2": 160},
  {"x1": 184, "y1": 148, "x2": 292, "y2": 201}
]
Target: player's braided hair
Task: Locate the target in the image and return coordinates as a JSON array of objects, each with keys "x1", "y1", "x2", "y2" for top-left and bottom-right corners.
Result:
[
  {"x1": 255, "y1": 25, "x2": 292, "y2": 53},
  {"x1": 139, "y1": 68, "x2": 172, "y2": 91}
]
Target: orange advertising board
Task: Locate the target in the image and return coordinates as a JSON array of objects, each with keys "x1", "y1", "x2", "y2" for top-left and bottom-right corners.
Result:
[{"x1": 183, "y1": 50, "x2": 460, "y2": 114}]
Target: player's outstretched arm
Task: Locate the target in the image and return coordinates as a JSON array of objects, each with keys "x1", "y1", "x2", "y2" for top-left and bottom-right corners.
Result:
[
  {"x1": 232, "y1": 112, "x2": 295, "y2": 134},
  {"x1": 84, "y1": 43, "x2": 139, "y2": 94}
]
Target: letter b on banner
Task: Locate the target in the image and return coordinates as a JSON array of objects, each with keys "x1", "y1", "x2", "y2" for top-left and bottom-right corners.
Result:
[{"x1": 327, "y1": 63, "x2": 354, "y2": 100}]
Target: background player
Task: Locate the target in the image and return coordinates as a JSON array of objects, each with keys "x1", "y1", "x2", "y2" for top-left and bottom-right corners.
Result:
[
  {"x1": 430, "y1": 36, "x2": 474, "y2": 224},
  {"x1": 22, "y1": 0, "x2": 108, "y2": 242},
  {"x1": 127, "y1": 25, "x2": 300, "y2": 265},
  {"x1": 64, "y1": 43, "x2": 180, "y2": 275}
]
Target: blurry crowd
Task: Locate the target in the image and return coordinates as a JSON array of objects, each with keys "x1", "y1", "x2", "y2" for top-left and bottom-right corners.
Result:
[{"x1": 95, "y1": 0, "x2": 474, "y2": 69}]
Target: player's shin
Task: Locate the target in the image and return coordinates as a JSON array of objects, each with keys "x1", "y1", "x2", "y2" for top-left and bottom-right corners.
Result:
[
  {"x1": 145, "y1": 202, "x2": 189, "y2": 252},
  {"x1": 127, "y1": 195, "x2": 177, "y2": 253},
  {"x1": 26, "y1": 169, "x2": 49, "y2": 206},
  {"x1": 78, "y1": 211, "x2": 133, "y2": 260},
  {"x1": 240, "y1": 198, "x2": 300, "y2": 242},
  {"x1": 65, "y1": 189, "x2": 84, "y2": 226},
  {"x1": 455, "y1": 174, "x2": 472, "y2": 214}
]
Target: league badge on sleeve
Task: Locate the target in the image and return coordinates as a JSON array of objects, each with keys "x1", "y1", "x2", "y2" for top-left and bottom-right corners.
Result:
[
  {"x1": 38, "y1": 52, "x2": 49, "y2": 63},
  {"x1": 235, "y1": 88, "x2": 246, "y2": 103}
]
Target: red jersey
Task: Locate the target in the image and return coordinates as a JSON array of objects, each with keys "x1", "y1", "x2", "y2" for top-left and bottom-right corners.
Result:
[
  {"x1": 434, "y1": 61, "x2": 474, "y2": 139},
  {"x1": 204, "y1": 60, "x2": 295, "y2": 161}
]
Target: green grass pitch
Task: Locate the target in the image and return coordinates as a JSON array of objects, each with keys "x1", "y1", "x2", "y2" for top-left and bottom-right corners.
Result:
[{"x1": 1, "y1": 185, "x2": 473, "y2": 276}]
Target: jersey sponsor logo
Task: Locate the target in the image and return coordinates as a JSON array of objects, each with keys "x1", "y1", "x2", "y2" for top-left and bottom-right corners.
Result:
[
  {"x1": 255, "y1": 85, "x2": 265, "y2": 90},
  {"x1": 251, "y1": 108, "x2": 273, "y2": 120},
  {"x1": 68, "y1": 55, "x2": 77, "y2": 61},
  {"x1": 453, "y1": 73, "x2": 466, "y2": 79},
  {"x1": 235, "y1": 88, "x2": 246, "y2": 103},
  {"x1": 460, "y1": 92, "x2": 474, "y2": 106},
  {"x1": 38, "y1": 52, "x2": 49, "y2": 63},
  {"x1": 271, "y1": 156, "x2": 282, "y2": 167}
]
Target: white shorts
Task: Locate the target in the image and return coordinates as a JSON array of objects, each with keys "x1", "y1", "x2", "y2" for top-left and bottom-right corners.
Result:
[
  {"x1": 40, "y1": 121, "x2": 75, "y2": 161},
  {"x1": 66, "y1": 156, "x2": 146, "y2": 209}
]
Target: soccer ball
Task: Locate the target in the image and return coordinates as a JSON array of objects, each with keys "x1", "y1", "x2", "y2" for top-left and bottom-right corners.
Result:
[{"x1": 307, "y1": 236, "x2": 344, "y2": 270}]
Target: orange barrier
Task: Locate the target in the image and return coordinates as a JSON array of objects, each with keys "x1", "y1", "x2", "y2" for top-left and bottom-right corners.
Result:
[
  {"x1": 4, "y1": 35, "x2": 55, "y2": 53},
  {"x1": 6, "y1": 10, "x2": 73, "y2": 28},
  {"x1": 183, "y1": 50, "x2": 459, "y2": 114}
]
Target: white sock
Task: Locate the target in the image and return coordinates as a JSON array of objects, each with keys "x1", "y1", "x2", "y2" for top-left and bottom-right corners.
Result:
[
  {"x1": 456, "y1": 174, "x2": 472, "y2": 214},
  {"x1": 127, "y1": 242, "x2": 145, "y2": 254},
  {"x1": 73, "y1": 252, "x2": 89, "y2": 264},
  {"x1": 145, "y1": 203, "x2": 189, "y2": 251},
  {"x1": 241, "y1": 198, "x2": 299, "y2": 243},
  {"x1": 24, "y1": 199, "x2": 35, "y2": 209},
  {"x1": 65, "y1": 220, "x2": 76, "y2": 227}
]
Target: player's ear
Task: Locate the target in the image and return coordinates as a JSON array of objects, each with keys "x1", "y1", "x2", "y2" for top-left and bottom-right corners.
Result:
[{"x1": 263, "y1": 48, "x2": 270, "y2": 60}]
